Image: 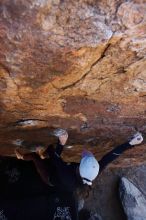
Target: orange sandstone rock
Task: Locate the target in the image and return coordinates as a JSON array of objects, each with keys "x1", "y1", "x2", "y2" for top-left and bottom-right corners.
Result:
[{"x1": 0, "y1": 0, "x2": 146, "y2": 165}]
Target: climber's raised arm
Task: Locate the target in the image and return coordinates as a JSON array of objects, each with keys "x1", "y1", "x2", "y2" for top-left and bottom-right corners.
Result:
[{"x1": 98, "y1": 132, "x2": 143, "y2": 173}]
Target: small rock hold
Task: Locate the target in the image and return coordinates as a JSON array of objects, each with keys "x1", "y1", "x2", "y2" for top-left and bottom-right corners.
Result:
[
  {"x1": 80, "y1": 122, "x2": 90, "y2": 131},
  {"x1": 106, "y1": 104, "x2": 121, "y2": 113}
]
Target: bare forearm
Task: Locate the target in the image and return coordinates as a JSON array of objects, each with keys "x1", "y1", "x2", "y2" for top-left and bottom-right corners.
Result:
[{"x1": 23, "y1": 154, "x2": 53, "y2": 186}]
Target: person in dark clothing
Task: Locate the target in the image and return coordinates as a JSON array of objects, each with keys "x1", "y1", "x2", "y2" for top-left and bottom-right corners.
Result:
[{"x1": 15, "y1": 131, "x2": 143, "y2": 193}]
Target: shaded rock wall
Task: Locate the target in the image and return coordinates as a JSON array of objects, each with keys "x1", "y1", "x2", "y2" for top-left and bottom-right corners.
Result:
[
  {"x1": 0, "y1": 0, "x2": 146, "y2": 163},
  {"x1": 85, "y1": 164, "x2": 146, "y2": 220}
]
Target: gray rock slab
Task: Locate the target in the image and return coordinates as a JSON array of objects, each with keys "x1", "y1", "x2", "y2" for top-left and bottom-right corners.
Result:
[{"x1": 119, "y1": 177, "x2": 146, "y2": 220}]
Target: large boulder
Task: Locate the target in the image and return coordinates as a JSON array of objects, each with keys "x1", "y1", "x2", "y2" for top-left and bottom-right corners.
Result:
[{"x1": 119, "y1": 177, "x2": 146, "y2": 220}]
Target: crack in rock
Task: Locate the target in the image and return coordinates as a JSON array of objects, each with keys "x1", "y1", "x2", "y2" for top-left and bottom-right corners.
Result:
[
  {"x1": 12, "y1": 119, "x2": 48, "y2": 128},
  {"x1": 59, "y1": 41, "x2": 112, "y2": 90}
]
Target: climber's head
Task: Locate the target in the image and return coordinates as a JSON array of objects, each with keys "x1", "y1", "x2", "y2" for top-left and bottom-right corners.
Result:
[{"x1": 79, "y1": 151, "x2": 99, "y2": 186}]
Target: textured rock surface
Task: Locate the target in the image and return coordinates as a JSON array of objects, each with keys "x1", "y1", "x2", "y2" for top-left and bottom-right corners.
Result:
[
  {"x1": 85, "y1": 165, "x2": 146, "y2": 220},
  {"x1": 0, "y1": 0, "x2": 146, "y2": 163},
  {"x1": 119, "y1": 177, "x2": 146, "y2": 220}
]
